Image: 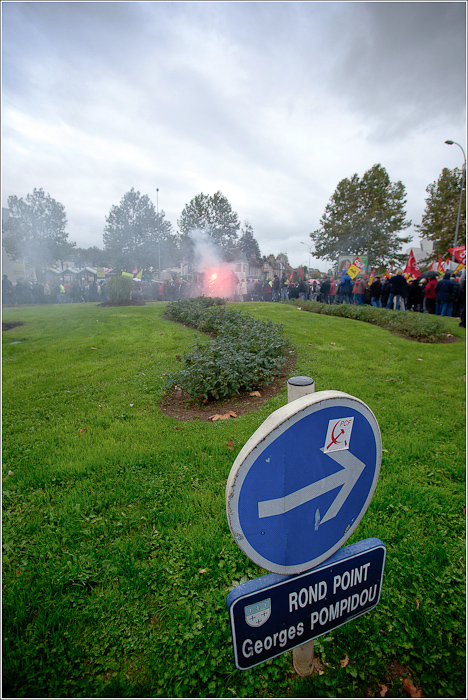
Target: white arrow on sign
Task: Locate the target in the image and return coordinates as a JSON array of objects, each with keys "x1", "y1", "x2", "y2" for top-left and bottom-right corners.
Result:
[{"x1": 257, "y1": 449, "x2": 365, "y2": 524}]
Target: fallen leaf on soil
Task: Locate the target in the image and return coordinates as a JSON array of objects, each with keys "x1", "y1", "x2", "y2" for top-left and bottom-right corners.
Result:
[
  {"x1": 80, "y1": 428, "x2": 86, "y2": 435},
  {"x1": 210, "y1": 412, "x2": 237, "y2": 421},
  {"x1": 226, "y1": 440, "x2": 235, "y2": 450},
  {"x1": 198, "y1": 568, "x2": 207, "y2": 574},
  {"x1": 249, "y1": 391, "x2": 261, "y2": 397},
  {"x1": 8, "y1": 470, "x2": 14, "y2": 476},
  {"x1": 417, "y1": 358, "x2": 423, "y2": 361},
  {"x1": 331, "y1": 342, "x2": 336, "y2": 345},
  {"x1": 379, "y1": 684, "x2": 389, "y2": 697},
  {"x1": 174, "y1": 426, "x2": 182, "y2": 431},
  {"x1": 303, "y1": 330, "x2": 306, "y2": 333},
  {"x1": 90, "y1": 347, "x2": 97, "y2": 350},
  {"x1": 415, "y1": 597, "x2": 420, "y2": 609},
  {"x1": 340, "y1": 654, "x2": 349, "y2": 667},
  {"x1": 402, "y1": 678, "x2": 424, "y2": 698},
  {"x1": 463, "y1": 507, "x2": 466, "y2": 515}
]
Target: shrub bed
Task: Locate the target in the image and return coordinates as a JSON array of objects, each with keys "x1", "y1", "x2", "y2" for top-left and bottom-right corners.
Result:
[
  {"x1": 164, "y1": 298, "x2": 288, "y2": 402},
  {"x1": 287, "y1": 299, "x2": 452, "y2": 342}
]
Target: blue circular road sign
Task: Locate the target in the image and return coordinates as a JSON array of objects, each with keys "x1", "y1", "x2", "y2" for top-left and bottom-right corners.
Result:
[{"x1": 226, "y1": 391, "x2": 382, "y2": 574}]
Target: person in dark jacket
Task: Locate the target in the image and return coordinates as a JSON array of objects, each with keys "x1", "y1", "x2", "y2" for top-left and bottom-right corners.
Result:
[
  {"x1": 458, "y1": 270, "x2": 466, "y2": 327},
  {"x1": 386, "y1": 269, "x2": 408, "y2": 310},
  {"x1": 320, "y1": 277, "x2": 331, "y2": 303},
  {"x1": 369, "y1": 277, "x2": 382, "y2": 307},
  {"x1": 339, "y1": 273, "x2": 353, "y2": 303},
  {"x1": 435, "y1": 271, "x2": 456, "y2": 316},
  {"x1": 407, "y1": 278, "x2": 423, "y2": 312}
]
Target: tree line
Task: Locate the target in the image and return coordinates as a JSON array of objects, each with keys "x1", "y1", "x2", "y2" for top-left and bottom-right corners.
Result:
[{"x1": 2, "y1": 163, "x2": 465, "y2": 281}]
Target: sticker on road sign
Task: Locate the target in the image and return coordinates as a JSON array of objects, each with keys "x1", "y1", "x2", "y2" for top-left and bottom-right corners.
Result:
[
  {"x1": 226, "y1": 391, "x2": 382, "y2": 574},
  {"x1": 323, "y1": 416, "x2": 354, "y2": 453}
]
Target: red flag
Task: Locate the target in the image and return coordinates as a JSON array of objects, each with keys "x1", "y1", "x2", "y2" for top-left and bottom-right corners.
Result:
[
  {"x1": 288, "y1": 269, "x2": 294, "y2": 281},
  {"x1": 437, "y1": 255, "x2": 445, "y2": 273},
  {"x1": 404, "y1": 249, "x2": 421, "y2": 279},
  {"x1": 353, "y1": 256, "x2": 363, "y2": 270},
  {"x1": 448, "y1": 245, "x2": 466, "y2": 265},
  {"x1": 299, "y1": 267, "x2": 303, "y2": 280}
]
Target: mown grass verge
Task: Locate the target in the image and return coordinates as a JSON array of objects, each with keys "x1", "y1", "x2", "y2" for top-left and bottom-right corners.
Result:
[
  {"x1": 2, "y1": 301, "x2": 466, "y2": 698},
  {"x1": 287, "y1": 298, "x2": 457, "y2": 342}
]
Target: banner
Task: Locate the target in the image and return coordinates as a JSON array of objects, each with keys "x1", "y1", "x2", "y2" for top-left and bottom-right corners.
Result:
[
  {"x1": 453, "y1": 262, "x2": 466, "y2": 275},
  {"x1": 346, "y1": 258, "x2": 363, "y2": 280},
  {"x1": 12, "y1": 260, "x2": 25, "y2": 276},
  {"x1": 448, "y1": 245, "x2": 466, "y2": 265},
  {"x1": 122, "y1": 271, "x2": 133, "y2": 278},
  {"x1": 404, "y1": 249, "x2": 421, "y2": 280},
  {"x1": 437, "y1": 255, "x2": 445, "y2": 273},
  {"x1": 96, "y1": 267, "x2": 105, "y2": 279},
  {"x1": 134, "y1": 270, "x2": 143, "y2": 279}
]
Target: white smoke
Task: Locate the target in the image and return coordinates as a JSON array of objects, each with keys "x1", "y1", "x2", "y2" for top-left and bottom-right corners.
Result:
[
  {"x1": 189, "y1": 228, "x2": 224, "y2": 272},
  {"x1": 188, "y1": 228, "x2": 239, "y2": 299}
]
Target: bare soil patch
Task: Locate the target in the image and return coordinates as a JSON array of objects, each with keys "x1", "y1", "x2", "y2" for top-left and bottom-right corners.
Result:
[
  {"x1": 2, "y1": 322, "x2": 24, "y2": 331},
  {"x1": 160, "y1": 352, "x2": 297, "y2": 422}
]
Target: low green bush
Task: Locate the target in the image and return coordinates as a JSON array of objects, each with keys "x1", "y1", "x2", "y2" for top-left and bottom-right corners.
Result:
[
  {"x1": 106, "y1": 275, "x2": 133, "y2": 303},
  {"x1": 288, "y1": 299, "x2": 451, "y2": 342},
  {"x1": 164, "y1": 299, "x2": 288, "y2": 402}
]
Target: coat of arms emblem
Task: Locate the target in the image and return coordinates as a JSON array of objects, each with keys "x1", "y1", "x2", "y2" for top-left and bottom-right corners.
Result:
[{"x1": 244, "y1": 598, "x2": 271, "y2": 627}]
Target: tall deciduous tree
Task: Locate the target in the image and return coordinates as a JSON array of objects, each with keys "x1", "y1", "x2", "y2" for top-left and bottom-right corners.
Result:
[
  {"x1": 2, "y1": 188, "x2": 75, "y2": 279},
  {"x1": 238, "y1": 221, "x2": 261, "y2": 260},
  {"x1": 310, "y1": 164, "x2": 412, "y2": 267},
  {"x1": 103, "y1": 188, "x2": 174, "y2": 272},
  {"x1": 415, "y1": 166, "x2": 466, "y2": 258},
  {"x1": 177, "y1": 191, "x2": 240, "y2": 262}
]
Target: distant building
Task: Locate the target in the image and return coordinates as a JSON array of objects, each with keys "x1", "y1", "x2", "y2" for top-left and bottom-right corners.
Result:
[{"x1": 405, "y1": 239, "x2": 434, "y2": 265}]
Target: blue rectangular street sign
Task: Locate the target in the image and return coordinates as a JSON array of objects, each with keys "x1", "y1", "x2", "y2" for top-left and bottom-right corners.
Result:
[{"x1": 226, "y1": 538, "x2": 386, "y2": 670}]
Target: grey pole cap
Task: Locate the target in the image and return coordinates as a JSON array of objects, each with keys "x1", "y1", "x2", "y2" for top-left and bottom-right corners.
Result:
[{"x1": 287, "y1": 376, "x2": 315, "y2": 403}]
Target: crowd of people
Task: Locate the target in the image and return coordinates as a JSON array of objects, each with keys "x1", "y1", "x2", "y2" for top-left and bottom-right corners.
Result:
[
  {"x1": 2, "y1": 268, "x2": 465, "y2": 326},
  {"x1": 245, "y1": 269, "x2": 466, "y2": 324},
  {"x1": 1, "y1": 276, "x2": 199, "y2": 305}
]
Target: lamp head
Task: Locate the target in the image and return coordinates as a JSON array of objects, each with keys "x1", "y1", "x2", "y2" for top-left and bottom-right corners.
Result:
[{"x1": 445, "y1": 140, "x2": 454, "y2": 145}]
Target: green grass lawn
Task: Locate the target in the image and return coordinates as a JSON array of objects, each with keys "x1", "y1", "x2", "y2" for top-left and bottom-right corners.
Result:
[{"x1": 2, "y1": 302, "x2": 466, "y2": 698}]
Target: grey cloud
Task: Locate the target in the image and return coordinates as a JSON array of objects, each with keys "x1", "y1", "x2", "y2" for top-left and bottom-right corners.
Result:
[{"x1": 326, "y1": 2, "x2": 466, "y2": 139}]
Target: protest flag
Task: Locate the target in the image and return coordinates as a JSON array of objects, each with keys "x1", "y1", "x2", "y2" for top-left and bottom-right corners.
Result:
[
  {"x1": 404, "y1": 249, "x2": 421, "y2": 280},
  {"x1": 134, "y1": 270, "x2": 143, "y2": 279},
  {"x1": 448, "y1": 245, "x2": 466, "y2": 265}
]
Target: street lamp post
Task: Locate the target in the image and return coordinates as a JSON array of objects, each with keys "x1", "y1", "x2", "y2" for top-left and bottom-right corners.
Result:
[
  {"x1": 444, "y1": 140, "x2": 466, "y2": 256},
  {"x1": 301, "y1": 241, "x2": 313, "y2": 276}
]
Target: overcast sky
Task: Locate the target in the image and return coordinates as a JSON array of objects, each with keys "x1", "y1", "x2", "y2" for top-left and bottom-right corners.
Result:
[{"x1": 2, "y1": 1, "x2": 466, "y2": 270}]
